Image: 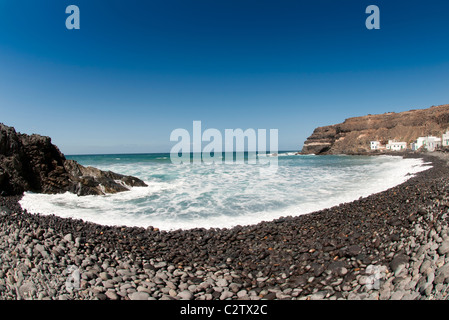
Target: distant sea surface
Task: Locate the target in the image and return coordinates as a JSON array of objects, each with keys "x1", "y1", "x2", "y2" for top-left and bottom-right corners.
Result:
[{"x1": 20, "y1": 152, "x2": 431, "y2": 231}]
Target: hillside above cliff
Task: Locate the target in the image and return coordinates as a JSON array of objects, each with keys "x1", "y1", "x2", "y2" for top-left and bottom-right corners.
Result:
[{"x1": 301, "y1": 104, "x2": 449, "y2": 155}]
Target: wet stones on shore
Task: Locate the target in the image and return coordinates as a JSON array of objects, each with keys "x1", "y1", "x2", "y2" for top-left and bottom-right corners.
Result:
[{"x1": 1, "y1": 153, "x2": 449, "y2": 300}]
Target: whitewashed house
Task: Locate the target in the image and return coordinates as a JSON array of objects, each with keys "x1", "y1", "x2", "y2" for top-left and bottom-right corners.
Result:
[
  {"x1": 442, "y1": 131, "x2": 449, "y2": 147},
  {"x1": 370, "y1": 141, "x2": 381, "y2": 150},
  {"x1": 426, "y1": 136, "x2": 442, "y2": 152},
  {"x1": 386, "y1": 140, "x2": 407, "y2": 151},
  {"x1": 414, "y1": 137, "x2": 427, "y2": 150},
  {"x1": 413, "y1": 136, "x2": 442, "y2": 152}
]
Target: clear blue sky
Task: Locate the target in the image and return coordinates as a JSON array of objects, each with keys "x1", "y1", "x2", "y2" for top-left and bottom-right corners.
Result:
[{"x1": 1, "y1": 0, "x2": 449, "y2": 154}]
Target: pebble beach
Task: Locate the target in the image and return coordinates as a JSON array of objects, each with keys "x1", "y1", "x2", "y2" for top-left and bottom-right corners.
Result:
[{"x1": 1, "y1": 152, "x2": 449, "y2": 300}]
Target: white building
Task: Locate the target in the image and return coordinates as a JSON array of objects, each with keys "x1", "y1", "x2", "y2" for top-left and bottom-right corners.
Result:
[
  {"x1": 413, "y1": 136, "x2": 442, "y2": 152},
  {"x1": 442, "y1": 131, "x2": 449, "y2": 147},
  {"x1": 414, "y1": 137, "x2": 427, "y2": 150},
  {"x1": 426, "y1": 136, "x2": 441, "y2": 152},
  {"x1": 370, "y1": 141, "x2": 381, "y2": 150},
  {"x1": 386, "y1": 140, "x2": 407, "y2": 151}
]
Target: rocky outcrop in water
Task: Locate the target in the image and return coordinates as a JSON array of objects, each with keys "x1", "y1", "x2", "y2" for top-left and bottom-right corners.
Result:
[
  {"x1": 301, "y1": 104, "x2": 449, "y2": 155},
  {"x1": 0, "y1": 123, "x2": 147, "y2": 196}
]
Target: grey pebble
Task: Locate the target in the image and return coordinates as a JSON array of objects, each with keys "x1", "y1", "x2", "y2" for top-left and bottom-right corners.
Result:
[
  {"x1": 177, "y1": 290, "x2": 193, "y2": 300},
  {"x1": 438, "y1": 240, "x2": 449, "y2": 255},
  {"x1": 129, "y1": 291, "x2": 150, "y2": 300}
]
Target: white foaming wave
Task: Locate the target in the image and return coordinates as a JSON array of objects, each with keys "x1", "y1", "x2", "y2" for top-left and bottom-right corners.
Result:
[
  {"x1": 19, "y1": 181, "x2": 172, "y2": 226},
  {"x1": 172, "y1": 156, "x2": 432, "y2": 230},
  {"x1": 277, "y1": 152, "x2": 299, "y2": 156},
  {"x1": 19, "y1": 156, "x2": 431, "y2": 231},
  {"x1": 169, "y1": 156, "x2": 429, "y2": 230}
]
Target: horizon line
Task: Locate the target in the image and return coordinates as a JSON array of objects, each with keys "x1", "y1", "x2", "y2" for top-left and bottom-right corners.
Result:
[{"x1": 65, "y1": 150, "x2": 299, "y2": 157}]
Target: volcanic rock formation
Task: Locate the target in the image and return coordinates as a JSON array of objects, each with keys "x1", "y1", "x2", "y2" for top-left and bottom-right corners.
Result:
[
  {"x1": 0, "y1": 123, "x2": 147, "y2": 196},
  {"x1": 301, "y1": 104, "x2": 449, "y2": 155}
]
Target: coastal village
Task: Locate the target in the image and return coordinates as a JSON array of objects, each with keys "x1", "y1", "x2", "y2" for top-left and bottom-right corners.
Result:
[
  {"x1": 300, "y1": 105, "x2": 449, "y2": 156},
  {"x1": 370, "y1": 131, "x2": 449, "y2": 152}
]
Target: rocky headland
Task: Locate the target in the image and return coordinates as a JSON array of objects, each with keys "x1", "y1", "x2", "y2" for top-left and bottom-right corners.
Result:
[
  {"x1": 0, "y1": 123, "x2": 147, "y2": 196},
  {"x1": 301, "y1": 104, "x2": 449, "y2": 155}
]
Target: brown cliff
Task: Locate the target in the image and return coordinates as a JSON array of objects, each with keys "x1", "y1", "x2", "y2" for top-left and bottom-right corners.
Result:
[
  {"x1": 301, "y1": 104, "x2": 449, "y2": 155},
  {"x1": 0, "y1": 123, "x2": 147, "y2": 196}
]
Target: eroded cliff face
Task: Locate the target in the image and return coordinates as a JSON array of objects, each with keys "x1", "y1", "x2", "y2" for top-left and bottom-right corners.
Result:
[
  {"x1": 0, "y1": 123, "x2": 147, "y2": 196},
  {"x1": 301, "y1": 104, "x2": 449, "y2": 155}
]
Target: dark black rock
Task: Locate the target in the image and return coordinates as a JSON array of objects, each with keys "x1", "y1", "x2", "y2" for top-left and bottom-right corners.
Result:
[
  {"x1": 387, "y1": 217, "x2": 403, "y2": 227},
  {"x1": 327, "y1": 261, "x2": 347, "y2": 275},
  {"x1": 0, "y1": 205, "x2": 12, "y2": 216},
  {"x1": 389, "y1": 253, "x2": 410, "y2": 273},
  {"x1": 311, "y1": 263, "x2": 325, "y2": 277},
  {"x1": 95, "y1": 293, "x2": 108, "y2": 300},
  {"x1": 0, "y1": 123, "x2": 147, "y2": 196},
  {"x1": 345, "y1": 245, "x2": 362, "y2": 257},
  {"x1": 289, "y1": 275, "x2": 307, "y2": 287},
  {"x1": 262, "y1": 292, "x2": 277, "y2": 300}
]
